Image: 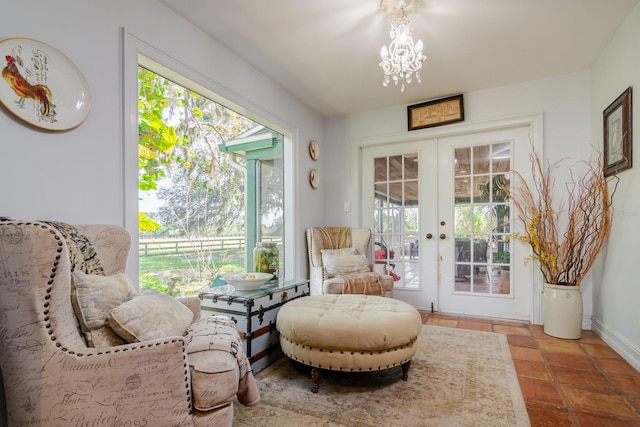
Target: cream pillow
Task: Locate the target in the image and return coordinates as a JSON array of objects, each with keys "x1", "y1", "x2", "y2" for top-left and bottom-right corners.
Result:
[
  {"x1": 322, "y1": 253, "x2": 371, "y2": 276},
  {"x1": 320, "y1": 247, "x2": 358, "y2": 257},
  {"x1": 71, "y1": 271, "x2": 136, "y2": 347},
  {"x1": 109, "y1": 289, "x2": 194, "y2": 343}
]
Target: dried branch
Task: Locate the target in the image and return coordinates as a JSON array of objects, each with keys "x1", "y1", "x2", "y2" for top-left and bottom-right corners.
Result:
[{"x1": 504, "y1": 148, "x2": 618, "y2": 285}]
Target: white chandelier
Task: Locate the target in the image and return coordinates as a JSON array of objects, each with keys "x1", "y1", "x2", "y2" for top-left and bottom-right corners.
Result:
[{"x1": 379, "y1": 0, "x2": 426, "y2": 92}]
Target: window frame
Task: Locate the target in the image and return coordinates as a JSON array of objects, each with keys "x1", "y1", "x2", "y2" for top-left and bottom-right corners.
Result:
[{"x1": 123, "y1": 29, "x2": 295, "y2": 285}]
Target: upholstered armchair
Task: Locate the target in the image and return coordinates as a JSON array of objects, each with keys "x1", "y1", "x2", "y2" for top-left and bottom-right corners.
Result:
[
  {"x1": 306, "y1": 226, "x2": 393, "y2": 297},
  {"x1": 0, "y1": 220, "x2": 259, "y2": 427}
]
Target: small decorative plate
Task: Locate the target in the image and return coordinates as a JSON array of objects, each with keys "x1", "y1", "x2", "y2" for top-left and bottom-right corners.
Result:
[
  {"x1": 309, "y1": 169, "x2": 319, "y2": 189},
  {"x1": 309, "y1": 139, "x2": 319, "y2": 160},
  {"x1": 0, "y1": 37, "x2": 92, "y2": 131}
]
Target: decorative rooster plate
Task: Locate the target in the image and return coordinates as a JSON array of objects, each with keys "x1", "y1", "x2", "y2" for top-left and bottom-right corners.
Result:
[{"x1": 0, "y1": 37, "x2": 91, "y2": 131}]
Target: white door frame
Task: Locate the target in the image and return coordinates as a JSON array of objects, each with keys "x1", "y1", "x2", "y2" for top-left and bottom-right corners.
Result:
[{"x1": 350, "y1": 113, "x2": 544, "y2": 324}]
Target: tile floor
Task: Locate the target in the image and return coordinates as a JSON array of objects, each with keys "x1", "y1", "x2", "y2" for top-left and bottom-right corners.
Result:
[{"x1": 420, "y1": 312, "x2": 640, "y2": 426}]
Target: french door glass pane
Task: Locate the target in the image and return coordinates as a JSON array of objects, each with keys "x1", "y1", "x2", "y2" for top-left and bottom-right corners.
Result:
[
  {"x1": 453, "y1": 143, "x2": 512, "y2": 296},
  {"x1": 373, "y1": 154, "x2": 420, "y2": 290}
]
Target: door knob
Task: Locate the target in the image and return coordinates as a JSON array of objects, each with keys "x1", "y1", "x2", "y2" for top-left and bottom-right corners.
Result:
[
  {"x1": 426, "y1": 233, "x2": 433, "y2": 239},
  {"x1": 440, "y1": 233, "x2": 446, "y2": 240}
]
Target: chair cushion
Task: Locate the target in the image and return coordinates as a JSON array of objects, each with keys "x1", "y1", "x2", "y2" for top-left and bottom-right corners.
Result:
[
  {"x1": 70, "y1": 271, "x2": 136, "y2": 347},
  {"x1": 109, "y1": 289, "x2": 193, "y2": 342}
]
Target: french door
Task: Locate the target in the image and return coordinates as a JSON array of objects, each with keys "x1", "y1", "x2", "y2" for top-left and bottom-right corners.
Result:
[{"x1": 362, "y1": 124, "x2": 535, "y2": 321}]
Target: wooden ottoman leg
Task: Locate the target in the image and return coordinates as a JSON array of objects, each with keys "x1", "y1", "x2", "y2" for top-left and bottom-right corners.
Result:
[
  {"x1": 401, "y1": 360, "x2": 411, "y2": 381},
  {"x1": 311, "y1": 367, "x2": 320, "y2": 393}
]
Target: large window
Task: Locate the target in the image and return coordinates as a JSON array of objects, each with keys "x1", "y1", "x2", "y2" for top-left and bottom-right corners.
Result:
[{"x1": 137, "y1": 67, "x2": 283, "y2": 296}]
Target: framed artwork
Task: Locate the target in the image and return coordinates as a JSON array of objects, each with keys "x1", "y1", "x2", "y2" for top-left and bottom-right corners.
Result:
[
  {"x1": 603, "y1": 86, "x2": 632, "y2": 177},
  {"x1": 408, "y1": 94, "x2": 464, "y2": 131},
  {"x1": 0, "y1": 37, "x2": 92, "y2": 131}
]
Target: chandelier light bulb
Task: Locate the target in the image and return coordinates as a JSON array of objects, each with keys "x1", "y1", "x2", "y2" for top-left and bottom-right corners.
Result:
[{"x1": 379, "y1": 9, "x2": 426, "y2": 92}]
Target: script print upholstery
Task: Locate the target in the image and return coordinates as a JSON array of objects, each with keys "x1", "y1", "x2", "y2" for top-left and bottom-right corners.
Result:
[{"x1": 0, "y1": 221, "x2": 255, "y2": 426}]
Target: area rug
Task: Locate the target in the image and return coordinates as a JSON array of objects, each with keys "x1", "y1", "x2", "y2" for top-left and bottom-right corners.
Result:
[{"x1": 233, "y1": 325, "x2": 530, "y2": 426}]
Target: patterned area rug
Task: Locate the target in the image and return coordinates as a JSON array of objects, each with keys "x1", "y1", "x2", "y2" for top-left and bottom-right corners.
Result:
[{"x1": 233, "y1": 325, "x2": 530, "y2": 426}]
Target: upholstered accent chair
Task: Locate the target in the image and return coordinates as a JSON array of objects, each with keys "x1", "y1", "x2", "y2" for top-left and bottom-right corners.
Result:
[
  {"x1": 306, "y1": 226, "x2": 393, "y2": 297},
  {"x1": 0, "y1": 220, "x2": 259, "y2": 427}
]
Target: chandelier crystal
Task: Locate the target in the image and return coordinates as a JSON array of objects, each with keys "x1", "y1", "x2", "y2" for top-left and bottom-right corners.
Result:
[{"x1": 379, "y1": 2, "x2": 426, "y2": 92}]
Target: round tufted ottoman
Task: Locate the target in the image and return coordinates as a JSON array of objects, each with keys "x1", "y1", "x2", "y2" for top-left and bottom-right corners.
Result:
[{"x1": 276, "y1": 294, "x2": 422, "y2": 393}]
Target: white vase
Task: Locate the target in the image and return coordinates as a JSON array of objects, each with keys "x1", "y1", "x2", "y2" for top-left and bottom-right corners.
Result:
[{"x1": 541, "y1": 283, "x2": 583, "y2": 339}]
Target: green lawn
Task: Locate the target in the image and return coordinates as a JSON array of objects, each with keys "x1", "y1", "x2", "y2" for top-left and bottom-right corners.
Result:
[{"x1": 139, "y1": 250, "x2": 245, "y2": 296}]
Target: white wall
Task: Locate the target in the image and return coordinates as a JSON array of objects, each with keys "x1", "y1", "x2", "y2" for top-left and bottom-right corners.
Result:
[
  {"x1": 590, "y1": 2, "x2": 640, "y2": 369},
  {"x1": 0, "y1": 0, "x2": 325, "y2": 279}
]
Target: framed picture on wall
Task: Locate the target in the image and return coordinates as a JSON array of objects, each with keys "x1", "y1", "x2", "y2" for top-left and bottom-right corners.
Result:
[
  {"x1": 603, "y1": 86, "x2": 632, "y2": 177},
  {"x1": 407, "y1": 94, "x2": 464, "y2": 131}
]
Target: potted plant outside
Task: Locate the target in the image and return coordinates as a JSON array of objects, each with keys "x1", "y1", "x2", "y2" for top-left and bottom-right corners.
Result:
[{"x1": 505, "y1": 148, "x2": 618, "y2": 339}]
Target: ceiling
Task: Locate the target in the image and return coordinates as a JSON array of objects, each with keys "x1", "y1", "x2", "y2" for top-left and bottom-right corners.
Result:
[{"x1": 159, "y1": 0, "x2": 638, "y2": 118}]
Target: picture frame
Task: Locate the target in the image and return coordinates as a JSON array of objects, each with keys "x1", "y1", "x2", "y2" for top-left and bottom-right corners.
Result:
[
  {"x1": 408, "y1": 94, "x2": 464, "y2": 131},
  {"x1": 603, "y1": 86, "x2": 632, "y2": 177}
]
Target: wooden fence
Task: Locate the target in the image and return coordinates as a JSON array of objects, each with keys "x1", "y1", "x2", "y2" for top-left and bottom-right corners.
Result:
[{"x1": 139, "y1": 236, "x2": 279, "y2": 256}]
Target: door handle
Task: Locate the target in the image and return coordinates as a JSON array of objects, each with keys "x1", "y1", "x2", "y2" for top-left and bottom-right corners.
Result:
[
  {"x1": 426, "y1": 233, "x2": 433, "y2": 239},
  {"x1": 440, "y1": 233, "x2": 446, "y2": 240}
]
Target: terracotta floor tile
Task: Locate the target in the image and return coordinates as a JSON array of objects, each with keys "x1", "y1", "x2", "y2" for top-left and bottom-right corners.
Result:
[
  {"x1": 596, "y1": 358, "x2": 640, "y2": 377},
  {"x1": 434, "y1": 315, "x2": 640, "y2": 425},
  {"x1": 430, "y1": 313, "x2": 459, "y2": 320},
  {"x1": 507, "y1": 334, "x2": 538, "y2": 349},
  {"x1": 492, "y1": 319, "x2": 529, "y2": 327},
  {"x1": 514, "y1": 359, "x2": 553, "y2": 381},
  {"x1": 611, "y1": 375, "x2": 640, "y2": 397},
  {"x1": 511, "y1": 346, "x2": 545, "y2": 362},
  {"x1": 525, "y1": 401, "x2": 573, "y2": 426},
  {"x1": 426, "y1": 317, "x2": 458, "y2": 328},
  {"x1": 493, "y1": 324, "x2": 531, "y2": 336},
  {"x1": 532, "y1": 327, "x2": 580, "y2": 341},
  {"x1": 458, "y1": 320, "x2": 492, "y2": 332},
  {"x1": 578, "y1": 331, "x2": 607, "y2": 345},
  {"x1": 543, "y1": 351, "x2": 597, "y2": 371},
  {"x1": 561, "y1": 385, "x2": 640, "y2": 419},
  {"x1": 551, "y1": 366, "x2": 615, "y2": 390},
  {"x1": 582, "y1": 343, "x2": 623, "y2": 359},
  {"x1": 538, "y1": 339, "x2": 585, "y2": 355},
  {"x1": 518, "y1": 377, "x2": 565, "y2": 406},
  {"x1": 530, "y1": 325, "x2": 549, "y2": 339},
  {"x1": 459, "y1": 315, "x2": 492, "y2": 324},
  {"x1": 573, "y1": 411, "x2": 640, "y2": 426}
]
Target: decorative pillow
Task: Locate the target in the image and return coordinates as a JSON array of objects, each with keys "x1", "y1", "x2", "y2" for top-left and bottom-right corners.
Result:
[
  {"x1": 321, "y1": 247, "x2": 358, "y2": 257},
  {"x1": 109, "y1": 289, "x2": 194, "y2": 343},
  {"x1": 71, "y1": 271, "x2": 136, "y2": 347},
  {"x1": 322, "y1": 253, "x2": 371, "y2": 276}
]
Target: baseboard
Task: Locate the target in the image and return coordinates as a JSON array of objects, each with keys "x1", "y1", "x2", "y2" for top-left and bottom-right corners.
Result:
[{"x1": 591, "y1": 317, "x2": 640, "y2": 371}]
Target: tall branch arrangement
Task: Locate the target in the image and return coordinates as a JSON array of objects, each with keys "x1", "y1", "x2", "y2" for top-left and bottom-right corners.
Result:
[{"x1": 506, "y1": 149, "x2": 618, "y2": 285}]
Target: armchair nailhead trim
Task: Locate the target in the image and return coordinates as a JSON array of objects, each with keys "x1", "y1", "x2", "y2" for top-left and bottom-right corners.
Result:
[{"x1": 19, "y1": 221, "x2": 197, "y2": 416}]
